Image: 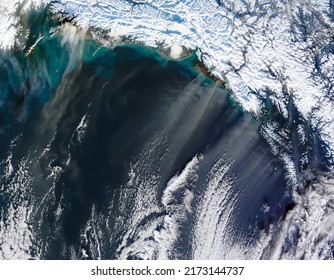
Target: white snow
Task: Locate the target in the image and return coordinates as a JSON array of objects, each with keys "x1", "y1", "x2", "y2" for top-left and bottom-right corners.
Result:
[
  {"x1": 169, "y1": 43, "x2": 183, "y2": 59},
  {"x1": 37, "y1": 0, "x2": 333, "y2": 155},
  {"x1": 1, "y1": 0, "x2": 334, "y2": 260},
  {"x1": 0, "y1": 0, "x2": 45, "y2": 48},
  {"x1": 1, "y1": 0, "x2": 333, "y2": 153}
]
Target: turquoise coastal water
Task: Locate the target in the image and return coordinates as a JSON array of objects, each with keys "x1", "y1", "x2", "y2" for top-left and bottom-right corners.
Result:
[{"x1": 0, "y1": 5, "x2": 315, "y2": 259}]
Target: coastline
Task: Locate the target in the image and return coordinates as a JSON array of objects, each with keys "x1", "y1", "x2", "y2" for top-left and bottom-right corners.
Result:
[{"x1": 84, "y1": 25, "x2": 226, "y2": 86}]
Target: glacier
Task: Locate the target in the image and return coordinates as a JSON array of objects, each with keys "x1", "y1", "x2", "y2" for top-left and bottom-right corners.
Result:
[
  {"x1": 1, "y1": 1, "x2": 333, "y2": 150},
  {"x1": 0, "y1": 0, "x2": 334, "y2": 259},
  {"x1": 50, "y1": 0, "x2": 334, "y2": 145}
]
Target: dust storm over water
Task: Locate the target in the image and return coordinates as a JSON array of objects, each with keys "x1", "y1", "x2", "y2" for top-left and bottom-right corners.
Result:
[{"x1": 0, "y1": 6, "x2": 291, "y2": 259}]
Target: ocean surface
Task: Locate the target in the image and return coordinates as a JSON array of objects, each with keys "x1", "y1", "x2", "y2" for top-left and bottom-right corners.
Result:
[{"x1": 0, "y1": 5, "x2": 331, "y2": 260}]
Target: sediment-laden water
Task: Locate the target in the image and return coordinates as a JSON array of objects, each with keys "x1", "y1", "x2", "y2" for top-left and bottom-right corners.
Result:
[{"x1": 0, "y1": 5, "x2": 332, "y2": 260}]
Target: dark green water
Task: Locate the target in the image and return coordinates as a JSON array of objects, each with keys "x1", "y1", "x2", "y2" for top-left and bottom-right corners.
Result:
[{"x1": 0, "y1": 6, "x2": 294, "y2": 259}]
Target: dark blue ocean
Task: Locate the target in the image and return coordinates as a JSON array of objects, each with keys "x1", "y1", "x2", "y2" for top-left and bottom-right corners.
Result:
[{"x1": 0, "y1": 6, "x2": 310, "y2": 259}]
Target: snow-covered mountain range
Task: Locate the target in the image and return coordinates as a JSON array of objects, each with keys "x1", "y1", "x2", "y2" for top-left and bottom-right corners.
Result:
[{"x1": 0, "y1": 0, "x2": 334, "y2": 259}]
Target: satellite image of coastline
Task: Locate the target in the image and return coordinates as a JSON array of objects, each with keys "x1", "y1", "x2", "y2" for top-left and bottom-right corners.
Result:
[{"x1": 0, "y1": 0, "x2": 333, "y2": 260}]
